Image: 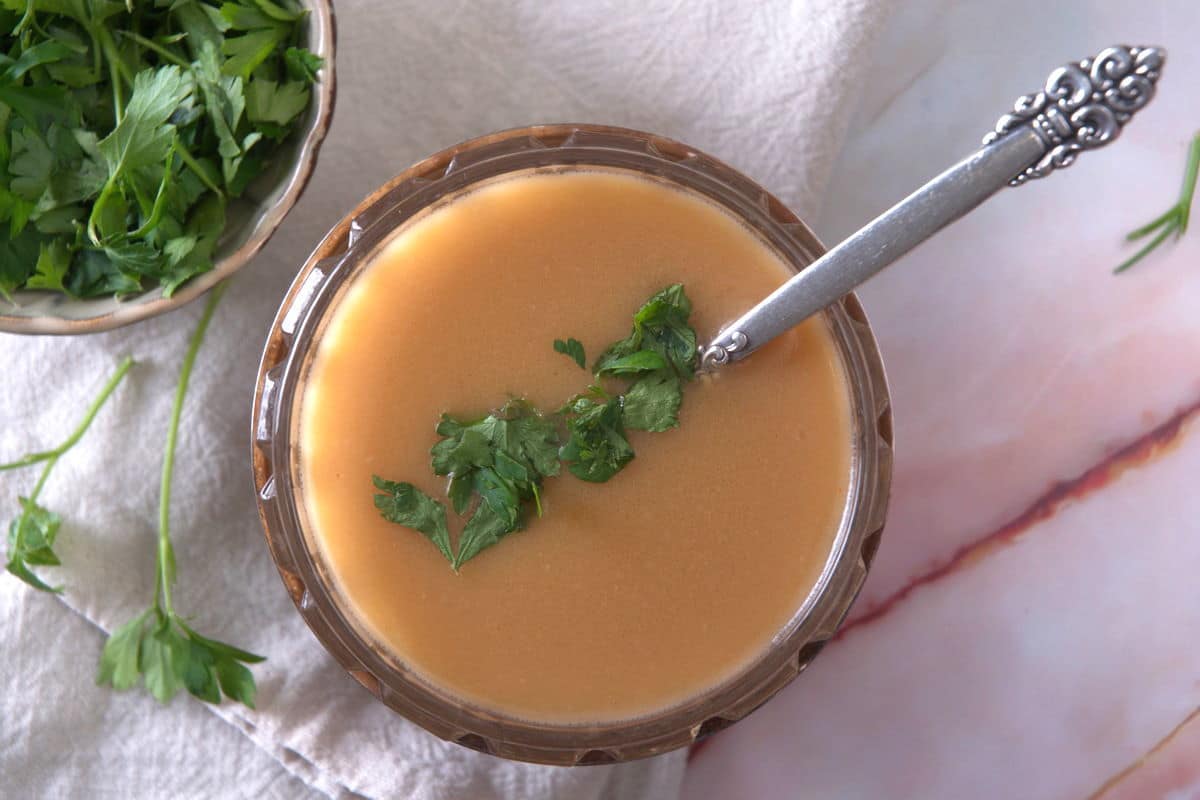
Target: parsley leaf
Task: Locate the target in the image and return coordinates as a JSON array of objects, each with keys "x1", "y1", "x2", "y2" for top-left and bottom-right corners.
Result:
[
  {"x1": 284, "y1": 46, "x2": 324, "y2": 84},
  {"x1": 6, "y1": 498, "x2": 62, "y2": 592},
  {"x1": 96, "y1": 610, "x2": 150, "y2": 691},
  {"x1": 380, "y1": 400, "x2": 563, "y2": 569},
  {"x1": 622, "y1": 369, "x2": 683, "y2": 432},
  {"x1": 192, "y1": 42, "x2": 254, "y2": 186},
  {"x1": 432, "y1": 400, "x2": 561, "y2": 485},
  {"x1": 96, "y1": 607, "x2": 265, "y2": 707},
  {"x1": 372, "y1": 477, "x2": 453, "y2": 565},
  {"x1": 553, "y1": 337, "x2": 587, "y2": 369},
  {"x1": 596, "y1": 349, "x2": 666, "y2": 376},
  {"x1": 559, "y1": 397, "x2": 635, "y2": 482},
  {"x1": 24, "y1": 242, "x2": 69, "y2": 296},
  {"x1": 245, "y1": 78, "x2": 309, "y2": 126},
  {"x1": 430, "y1": 400, "x2": 560, "y2": 567},
  {"x1": 595, "y1": 284, "x2": 698, "y2": 379},
  {"x1": 221, "y1": 28, "x2": 288, "y2": 80},
  {"x1": 454, "y1": 500, "x2": 516, "y2": 571},
  {"x1": 95, "y1": 66, "x2": 192, "y2": 185}
]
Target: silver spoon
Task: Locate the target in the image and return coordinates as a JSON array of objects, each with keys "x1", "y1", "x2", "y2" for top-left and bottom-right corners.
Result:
[{"x1": 700, "y1": 44, "x2": 1166, "y2": 370}]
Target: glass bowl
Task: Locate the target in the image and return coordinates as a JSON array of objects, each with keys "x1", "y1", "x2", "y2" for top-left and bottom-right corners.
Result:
[{"x1": 251, "y1": 124, "x2": 892, "y2": 765}]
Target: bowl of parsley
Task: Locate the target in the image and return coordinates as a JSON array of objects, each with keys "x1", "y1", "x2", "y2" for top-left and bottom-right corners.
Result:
[{"x1": 0, "y1": 0, "x2": 335, "y2": 334}]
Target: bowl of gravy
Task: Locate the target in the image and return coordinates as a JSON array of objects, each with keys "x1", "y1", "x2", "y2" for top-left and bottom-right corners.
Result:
[{"x1": 252, "y1": 124, "x2": 892, "y2": 764}]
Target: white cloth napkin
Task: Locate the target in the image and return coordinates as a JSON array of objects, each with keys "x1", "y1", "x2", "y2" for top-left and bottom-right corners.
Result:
[{"x1": 0, "y1": 1, "x2": 893, "y2": 797}]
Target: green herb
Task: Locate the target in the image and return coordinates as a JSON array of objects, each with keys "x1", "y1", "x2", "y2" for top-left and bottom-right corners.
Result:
[
  {"x1": 0, "y1": 1, "x2": 323, "y2": 300},
  {"x1": 375, "y1": 284, "x2": 698, "y2": 570},
  {"x1": 375, "y1": 399, "x2": 562, "y2": 570},
  {"x1": 373, "y1": 477, "x2": 453, "y2": 564},
  {"x1": 1, "y1": 355, "x2": 133, "y2": 592},
  {"x1": 594, "y1": 284, "x2": 698, "y2": 379},
  {"x1": 1115, "y1": 132, "x2": 1200, "y2": 274},
  {"x1": 558, "y1": 395, "x2": 634, "y2": 482},
  {"x1": 553, "y1": 337, "x2": 586, "y2": 369},
  {"x1": 558, "y1": 284, "x2": 696, "y2": 466},
  {"x1": 98, "y1": 284, "x2": 264, "y2": 708},
  {"x1": 621, "y1": 369, "x2": 682, "y2": 432}
]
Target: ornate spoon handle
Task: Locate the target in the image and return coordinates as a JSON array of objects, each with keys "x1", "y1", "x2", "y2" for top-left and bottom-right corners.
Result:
[{"x1": 701, "y1": 44, "x2": 1166, "y2": 370}]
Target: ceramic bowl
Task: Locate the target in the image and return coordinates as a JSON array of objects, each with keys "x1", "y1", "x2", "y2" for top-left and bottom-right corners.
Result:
[{"x1": 0, "y1": 1, "x2": 336, "y2": 335}]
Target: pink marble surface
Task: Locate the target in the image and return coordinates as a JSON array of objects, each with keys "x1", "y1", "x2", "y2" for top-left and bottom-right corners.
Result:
[{"x1": 685, "y1": 3, "x2": 1200, "y2": 798}]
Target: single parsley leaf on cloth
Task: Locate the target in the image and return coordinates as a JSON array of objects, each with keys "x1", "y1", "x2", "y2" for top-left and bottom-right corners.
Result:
[
  {"x1": 372, "y1": 477, "x2": 454, "y2": 565},
  {"x1": 96, "y1": 607, "x2": 265, "y2": 708},
  {"x1": 96, "y1": 285, "x2": 264, "y2": 708},
  {"x1": 6, "y1": 498, "x2": 62, "y2": 593},
  {"x1": 1, "y1": 355, "x2": 134, "y2": 592},
  {"x1": 96, "y1": 610, "x2": 151, "y2": 691},
  {"x1": 553, "y1": 337, "x2": 587, "y2": 369}
]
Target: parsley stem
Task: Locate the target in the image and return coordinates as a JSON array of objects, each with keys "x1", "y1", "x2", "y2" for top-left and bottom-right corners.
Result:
[
  {"x1": 108, "y1": 54, "x2": 125, "y2": 119},
  {"x1": 156, "y1": 283, "x2": 226, "y2": 615},
  {"x1": 92, "y1": 23, "x2": 132, "y2": 119},
  {"x1": 117, "y1": 30, "x2": 189, "y2": 68},
  {"x1": 175, "y1": 142, "x2": 224, "y2": 197},
  {"x1": 3, "y1": 356, "x2": 133, "y2": 581},
  {"x1": 0, "y1": 356, "x2": 135, "y2": 473},
  {"x1": 128, "y1": 148, "x2": 174, "y2": 238},
  {"x1": 1115, "y1": 132, "x2": 1200, "y2": 273},
  {"x1": 14, "y1": 0, "x2": 35, "y2": 37},
  {"x1": 1115, "y1": 223, "x2": 1176, "y2": 274},
  {"x1": 1176, "y1": 133, "x2": 1200, "y2": 234},
  {"x1": 86, "y1": 179, "x2": 119, "y2": 246},
  {"x1": 1125, "y1": 206, "x2": 1176, "y2": 241},
  {"x1": 95, "y1": 24, "x2": 134, "y2": 86}
]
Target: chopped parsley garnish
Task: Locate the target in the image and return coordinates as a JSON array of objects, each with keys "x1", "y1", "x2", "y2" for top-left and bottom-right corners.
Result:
[{"x1": 374, "y1": 284, "x2": 699, "y2": 570}]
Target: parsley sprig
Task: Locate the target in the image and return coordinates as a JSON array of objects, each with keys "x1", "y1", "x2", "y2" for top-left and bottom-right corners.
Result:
[
  {"x1": 1115, "y1": 132, "x2": 1200, "y2": 273},
  {"x1": 1, "y1": 354, "x2": 133, "y2": 592},
  {"x1": 374, "y1": 284, "x2": 699, "y2": 570},
  {"x1": 98, "y1": 283, "x2": 264, "y2": 708},
  {"x1": 0, "y1": 1, "x2": 323, "y2": 300}
]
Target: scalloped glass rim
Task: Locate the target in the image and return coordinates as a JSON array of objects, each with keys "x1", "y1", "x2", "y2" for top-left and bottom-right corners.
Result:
[
  {"x1": 0, "y1": 0, "x2": 336, "y2": 335},
  {"x1": 251, "y1": 124, "x2": 893, "y2": 765}
]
